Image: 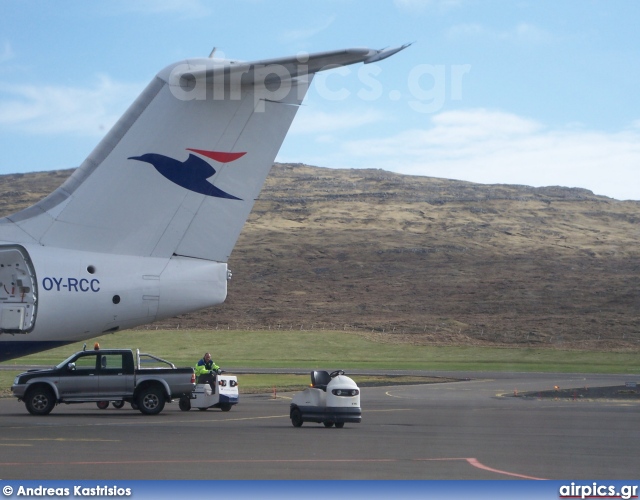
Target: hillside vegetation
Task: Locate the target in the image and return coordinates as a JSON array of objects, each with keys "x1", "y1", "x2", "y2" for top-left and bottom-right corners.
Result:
[{"x1": 1, "y1": 164, "x2": 639, "y2": 349}]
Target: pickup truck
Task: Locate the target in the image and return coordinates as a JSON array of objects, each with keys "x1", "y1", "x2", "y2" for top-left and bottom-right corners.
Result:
[{"x1": 11, "y1": 348, "x2": 195, "y2": 415}]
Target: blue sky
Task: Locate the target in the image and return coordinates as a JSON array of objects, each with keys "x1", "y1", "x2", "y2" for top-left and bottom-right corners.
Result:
[{"x1": 1, "y1": 0, "x2": 639, "y2": 200}]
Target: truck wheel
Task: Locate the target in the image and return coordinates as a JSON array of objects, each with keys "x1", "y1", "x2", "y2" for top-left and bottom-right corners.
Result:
[
  {"x1": 220, "y1": 404, "x2": 232, "y2": 412},
  {"x1": 291, "y1": 407, "x2": 303, "y2": 427},
  {"x1": 179, "y1": 396, "x2": 191, "y2": 411},
  {"x1": 96, "y1": 401, "x2": 109, "y2": 410},
  {"x1": 25, "y1": 386, "x2": 55, "y2": 416},
  {"x1": 112, "y1": 401, "x2": 125, "y2": 409},
  {"x1": 335, "y1": 422, "x2": 345, "y2": 428},
  {"x1": 323, "y1": 422, "x2": 334, "y2": 428},
  {"x1": 137, "y1": 386, "x2": 165, "y2": 415}
]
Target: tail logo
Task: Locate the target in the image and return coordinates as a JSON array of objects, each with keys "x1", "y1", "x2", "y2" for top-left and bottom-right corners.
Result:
[{"x1": 128, "y1": 148, "x2": 246, "y2": 199}]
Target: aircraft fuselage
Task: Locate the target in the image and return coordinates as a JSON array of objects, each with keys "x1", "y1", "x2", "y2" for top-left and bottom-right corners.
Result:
[{"x1": 0, "y1": 243, "x2": 227, "y2": 360}]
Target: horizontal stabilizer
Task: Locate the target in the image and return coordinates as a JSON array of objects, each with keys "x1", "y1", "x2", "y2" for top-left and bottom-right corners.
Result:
[{"x1": 161, "y1": 47, "x2": 394, "y2": 88}]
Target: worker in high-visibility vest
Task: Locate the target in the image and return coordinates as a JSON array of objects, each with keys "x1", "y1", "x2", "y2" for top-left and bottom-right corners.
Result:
[{"x1": 194, "y1": 352, "x2": 221, "y2": 390}]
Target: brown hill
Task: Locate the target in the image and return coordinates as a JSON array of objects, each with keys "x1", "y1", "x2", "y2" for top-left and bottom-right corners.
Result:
[{"x1": 1, "y1": 164, "x2": 639, "y2": 349}]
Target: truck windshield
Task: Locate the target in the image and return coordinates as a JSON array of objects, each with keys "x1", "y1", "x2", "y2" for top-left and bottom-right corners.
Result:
[{"x1": 55, "y1": 353, "x2": 79, "y2": 369}]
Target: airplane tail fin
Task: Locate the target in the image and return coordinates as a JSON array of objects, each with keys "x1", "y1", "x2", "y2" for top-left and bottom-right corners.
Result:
[{"x1": 0, "y1": 46, "x2": 408, "y2": 262}]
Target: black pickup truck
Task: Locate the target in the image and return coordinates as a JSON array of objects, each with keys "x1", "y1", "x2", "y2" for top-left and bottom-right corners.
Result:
[{"x1": 11, "y1": 348, "x2": 195, "y2": 415}]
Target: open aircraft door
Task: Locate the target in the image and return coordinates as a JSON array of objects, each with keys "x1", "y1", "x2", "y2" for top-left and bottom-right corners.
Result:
[{"x1": 0, "y1": 245, "x2": 37, "y2": 334}]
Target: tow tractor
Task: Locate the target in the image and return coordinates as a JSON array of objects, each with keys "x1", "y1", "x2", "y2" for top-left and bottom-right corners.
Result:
[
  {"x1": 290, "y1": 370, "x2": 361, "y2": 428},
  {"x1": 179, "y1": 372, "x2": 238, "y2": 412}
]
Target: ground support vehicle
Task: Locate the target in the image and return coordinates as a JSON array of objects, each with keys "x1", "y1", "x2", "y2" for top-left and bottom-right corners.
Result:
[
  {"x1": 11, "y1": 348, "x2": 195, "y2": 415},
  {"x1": 179, "y1": 373, "x2": 238, "y2": 412},
  {"x1": 290, "y1": 370, "x2": 361, "y2": 428}
]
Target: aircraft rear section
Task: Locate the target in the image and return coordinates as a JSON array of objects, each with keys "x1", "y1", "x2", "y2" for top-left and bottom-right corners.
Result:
[
  {"x1": 0, "y1": 245, "x2": 37, "y2": 334},
  {"x1": 0, "y1": 244, "x2": 227, "y2": 360},
  {"x1": 0, "y1": 46, "x2": 410, "y2": 363}
]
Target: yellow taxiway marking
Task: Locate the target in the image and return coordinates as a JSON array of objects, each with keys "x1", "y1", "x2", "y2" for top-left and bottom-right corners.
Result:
[
  {"x1": 385, "y1": 380, "x2": 494, "y2": 399},
  {"x1": 0, "y1": 455, "x2": 546, "y2": 479},
  {"x1": 385, "y1": 389, "x2": 435, "y2": 399},
  {"x1": 386, "y1": 390, "x2": 407, "y2": 398},
  {"x1": 367, "y1": 408, "x2": 413, "y2": 413},
  {"x1": 191, "y1": 408, "x2": 412, "y2": 423},
  {"x1": 2, "y1": 415, "x2": 286, "y2": 429},
  {"x1": 191, "y1": 414, "x2": 287, "y2": 423}
]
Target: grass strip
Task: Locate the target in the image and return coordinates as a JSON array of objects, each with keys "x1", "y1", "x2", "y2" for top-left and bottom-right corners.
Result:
[{"x1": 1, "y1": 329, "x2": 638, "y2": 396}]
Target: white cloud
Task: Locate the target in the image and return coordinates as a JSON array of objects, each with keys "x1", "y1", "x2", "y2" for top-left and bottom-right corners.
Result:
[
  {"x1": 447, "y1": 23, "x2": 554, "y2": 44},
  {"x1": 340, "y1": 109, "x2": 640, "y2": 200},
  {"x1": 290, "y1": 108, "x2": 385, "y2": 135},
  {"x1": 0, "y1": 76, "x2": 141, "y2": 137}
]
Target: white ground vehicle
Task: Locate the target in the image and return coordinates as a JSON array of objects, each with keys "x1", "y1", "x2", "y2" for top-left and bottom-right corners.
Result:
[
  {"x1": 290, "y1": 370, "x2": 361, "y2": 428},
  {"x1": 178, "y1": 373, "x2": 238, "y2": 412}
]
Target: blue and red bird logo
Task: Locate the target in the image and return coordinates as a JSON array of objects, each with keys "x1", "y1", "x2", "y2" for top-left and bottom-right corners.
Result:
[{"x1": 129, "y1": 148, "x2": 246, "y2": 200}]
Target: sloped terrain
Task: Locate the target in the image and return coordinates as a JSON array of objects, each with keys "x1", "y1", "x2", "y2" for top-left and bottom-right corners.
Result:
[{"x1": 1, "y1": 164, "x2": 639, "y2": 348}]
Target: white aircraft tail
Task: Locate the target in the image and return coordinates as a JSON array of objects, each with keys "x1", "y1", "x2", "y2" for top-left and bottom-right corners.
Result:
[{"x1": 0, "y1": 46, "x2": 409, "y2": 262}]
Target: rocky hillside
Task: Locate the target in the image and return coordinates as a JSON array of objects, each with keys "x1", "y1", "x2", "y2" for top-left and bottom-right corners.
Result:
[{"x1": 1, "y1": 164, "x2": 639, "y2": 349}]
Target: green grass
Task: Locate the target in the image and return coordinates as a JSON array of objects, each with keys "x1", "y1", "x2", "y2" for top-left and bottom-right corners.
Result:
[{"x1": 1, "y1": 329, "x2": 639, "y2": 395}]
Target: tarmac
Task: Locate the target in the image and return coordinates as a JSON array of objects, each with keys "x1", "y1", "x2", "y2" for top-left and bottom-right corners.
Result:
[{"x1": 0, "y1": 370, "x2": 638, "y2": 479}]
